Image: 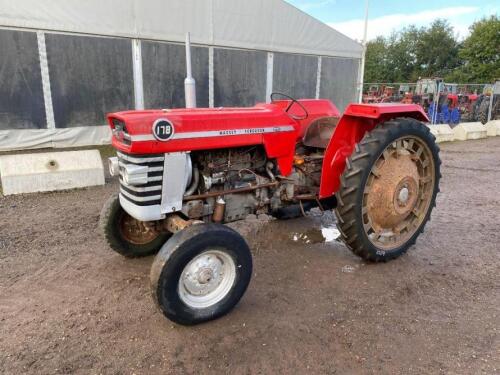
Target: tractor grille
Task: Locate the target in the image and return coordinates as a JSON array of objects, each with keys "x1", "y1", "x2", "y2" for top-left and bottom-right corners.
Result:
[{"x1": 117, "y1": 151, "x2": 164, "y2": 206}]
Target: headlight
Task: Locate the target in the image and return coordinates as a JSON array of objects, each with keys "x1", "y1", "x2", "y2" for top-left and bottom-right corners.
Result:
[
  {"x1": 123, "y1": 164, "x2": 149, "y2": 186},
  {"x1": 108, "y1": 157, "x2": 119, "y2": 176}
]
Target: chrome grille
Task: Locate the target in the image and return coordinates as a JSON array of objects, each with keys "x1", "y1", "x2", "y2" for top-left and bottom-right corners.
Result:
[{"x1": 117, "y1": 151, "x2": 164, "y2": 206}]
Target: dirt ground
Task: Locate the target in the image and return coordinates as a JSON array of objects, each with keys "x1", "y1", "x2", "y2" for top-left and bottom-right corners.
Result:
[{"x1": 1, "y1": 137, "x2": 499, "y2": 374}]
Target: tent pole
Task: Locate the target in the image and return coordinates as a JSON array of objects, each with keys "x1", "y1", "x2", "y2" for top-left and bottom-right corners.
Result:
[{"x1": 358, "y1": 0, "x2": 369, "y2": 103}]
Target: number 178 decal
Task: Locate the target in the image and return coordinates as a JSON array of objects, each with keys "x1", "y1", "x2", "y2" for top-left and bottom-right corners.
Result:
[{"x1": 152, "y1": 119, "x2": 175, "y2": 141}]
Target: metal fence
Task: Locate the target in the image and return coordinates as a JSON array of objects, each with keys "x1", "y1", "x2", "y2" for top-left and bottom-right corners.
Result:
[{"x1": 363, "y1": 83, "x2": 489, "y2": 96}]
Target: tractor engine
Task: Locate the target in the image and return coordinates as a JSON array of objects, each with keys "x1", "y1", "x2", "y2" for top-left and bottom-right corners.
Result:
[{"x1": 182, "y1": 145, "x2": 325, "y2": 223}]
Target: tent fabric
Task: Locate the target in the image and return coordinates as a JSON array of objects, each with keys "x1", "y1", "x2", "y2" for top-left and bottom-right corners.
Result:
[
  {"x1": 0, "y1": 0, "x2": 362, "y2": 58},
  {"x1": 0, "y1": 126, "x2": 112, "y2": 152},
  {"x1": 0, "y1": 1, "x2": 363, "y2": 151}
]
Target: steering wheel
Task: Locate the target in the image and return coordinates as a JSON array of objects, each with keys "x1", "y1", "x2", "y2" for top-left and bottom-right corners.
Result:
[{"x1": 270, "y1": 92, "x2": 309, "y2": 120}]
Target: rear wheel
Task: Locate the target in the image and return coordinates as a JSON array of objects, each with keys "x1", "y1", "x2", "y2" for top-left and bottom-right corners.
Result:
[
  {"x1": 335, "y1": 118, "x2": 441, "y2": 262},
  {"x1": 472, "y1": 96, "x2": 484, "y2": 121},
  {"x1": 478, "y1": 98, "x2": 490, "y2": 124},
  {"x1": 150, "y1": 223, "x2": 252, "y2": 325},
  {"x1": 99, "y1": 194, "x2": 170, "y2": 257}
]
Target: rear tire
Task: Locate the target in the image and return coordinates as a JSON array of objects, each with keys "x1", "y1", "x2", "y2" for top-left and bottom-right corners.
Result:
[
  {"x1": 150, "y1": 223, "x2": 252, "y2": 325},
  {"x1": 99, "y1": 194, "x2": 170, "y2": 257},
  {"x1": 478, "y1": 99, "x2": 490, "y2": 124},
  {"x1": 472, "y1": 95, "x2": 484, "y2": 122},
  {"x1": 335, "y1": 118, "x2": 441, "y2": 262}
]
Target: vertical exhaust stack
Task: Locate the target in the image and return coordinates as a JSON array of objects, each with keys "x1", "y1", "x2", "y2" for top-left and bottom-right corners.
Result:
[{"x1": 184, "y1": 32, "x2": 197, "y2": 108}]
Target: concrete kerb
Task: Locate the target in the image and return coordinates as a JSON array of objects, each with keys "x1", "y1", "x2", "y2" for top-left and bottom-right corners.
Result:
[
  {"x1": 426, "y1": 124, "x2": 454, "y2": 143},
  {"x1": 452, "y1": 122, "x2": 487, "y2": 141},
  {"x1": 485, "y1": 120, "x2": 500, "y2": 137},
  {"x1": 0, "y1": 150, "x2": 105, "y2": 195}
]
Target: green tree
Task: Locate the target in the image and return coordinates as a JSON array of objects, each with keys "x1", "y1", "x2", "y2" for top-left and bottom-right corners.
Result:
[
  {"x1": 414, "y1": 19, "x2": 461, "y2": 79},
  {"x1": 364, "y1": 36, "x2": 389, "y2": 83},
  {"x1": 387, "y1": 25, "x2": 421, "y2": 82},
  {"x1": 448, "y1": 15, "x2": 500, "y2": 83},
  {"x1": 363, "y1": 17, "x2": 499, "y2": 84},
  {"x1": 365, "y1": 31, "x2": 419, "y2": 83},
  {"x1": 364, "y1": 20, "x2": 461, "y2": 84}
]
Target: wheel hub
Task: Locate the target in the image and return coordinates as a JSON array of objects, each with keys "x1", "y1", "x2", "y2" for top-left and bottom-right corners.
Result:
[
  {"x1": 119, "y1": 213, "x2": 159, "y2": 244},
  {"x1": 393, "y1": 176, "x2": 419, "y2": 215},
  {"x1": 182, "y1": 255, "x2": 223, "y2": 296},
  {"x1": 179, "y1": 250, "x2": 236, "y2": 308},
  {"x1": 398, "y1": 186, "x2": 409, "y2": 204},
  {"x1": 367, "y1": 152, "x2": 420, "y2": 231},
  {"x1": 362, "y1": 136, "x2": 436, "y2": 250},
  {"x1": 197, "y1": 268, "x2": 214, "y2": 284}
]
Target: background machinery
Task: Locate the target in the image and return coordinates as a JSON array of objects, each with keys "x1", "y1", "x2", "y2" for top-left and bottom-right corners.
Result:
[{"x1": 478, "y1": 80, "x2": 500, "y2": 124}]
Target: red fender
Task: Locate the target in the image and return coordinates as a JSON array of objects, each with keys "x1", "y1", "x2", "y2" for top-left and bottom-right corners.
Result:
[{"x1": 318, "y1": 103, "x2": 429, "y2": 198}]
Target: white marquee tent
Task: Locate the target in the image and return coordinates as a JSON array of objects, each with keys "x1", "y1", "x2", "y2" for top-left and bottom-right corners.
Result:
[{"x1": 0, "y1": 0, "x2": 363, "y2": 151}]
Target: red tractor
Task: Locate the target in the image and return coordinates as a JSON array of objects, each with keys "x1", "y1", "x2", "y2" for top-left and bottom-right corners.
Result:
[
  {"x1": 362, "y1": 85, "x2": 400, "y2": 103},
  {"x1": 101, "y1": 94, "x2": 440, "y2": 325}
]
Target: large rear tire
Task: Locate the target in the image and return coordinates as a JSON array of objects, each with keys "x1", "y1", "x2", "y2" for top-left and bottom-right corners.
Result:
[
  {"x1": 335, "y1": 118, "x2": 441, "y2": 262},
  {"x1": 150, "y1": 223, "x2": 252, "y2": 325},
  {"x1": 99, "y1": 194, "x2": 170, "y2": 257}
]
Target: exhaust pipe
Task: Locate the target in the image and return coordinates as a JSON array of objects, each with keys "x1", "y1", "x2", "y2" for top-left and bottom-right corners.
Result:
[{"x1": 184, "y1": 32, "x2": 197, "y2": 108}]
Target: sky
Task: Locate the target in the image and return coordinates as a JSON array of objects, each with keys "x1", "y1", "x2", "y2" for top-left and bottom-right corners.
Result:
[{"x1": 285, "y1": 0, "x2": 499, "y2": 41}]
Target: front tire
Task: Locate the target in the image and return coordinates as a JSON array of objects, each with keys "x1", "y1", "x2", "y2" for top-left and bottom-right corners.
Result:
[
  {"x1": 150, "y1": 224, "x2": 252, "y2": 325},
  {"x1": 335, "y1": 118, "x2": 441, "y2": 262},
  {"x1": 99, "y1": 194, "x2": 170, "y2": 257}
]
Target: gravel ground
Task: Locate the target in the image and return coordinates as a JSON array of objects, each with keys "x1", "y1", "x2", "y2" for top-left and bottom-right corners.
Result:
[{"x1": 0, "y1": 137, "x2": 499, "y2": 374}]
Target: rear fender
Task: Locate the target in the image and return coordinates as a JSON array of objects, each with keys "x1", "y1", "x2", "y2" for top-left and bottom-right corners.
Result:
[{"x1": 318, "y1": 104, "x2": 428, "y2": 198}]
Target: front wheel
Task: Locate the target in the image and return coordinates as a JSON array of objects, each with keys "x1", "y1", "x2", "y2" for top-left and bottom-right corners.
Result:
[
  {"x1": 99, "y1": 194, "x2": 170, "y2": 257},
  {"x1": 150, "y1": 223, "x2": 252, "y2": 325},
  {"x1": 335, "y1": 118, "x2": 441, "y2": 262}
]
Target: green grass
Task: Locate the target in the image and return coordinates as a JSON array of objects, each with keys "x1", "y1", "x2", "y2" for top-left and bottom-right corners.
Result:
[{"x1": 93, "y1": 145, "x2": 116, "y2": 160}]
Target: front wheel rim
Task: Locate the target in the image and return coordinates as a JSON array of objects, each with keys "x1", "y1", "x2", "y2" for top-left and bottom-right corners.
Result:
[
  {"x1": 362, "y1": 135, "x2": 436, "y2": 250},
  {"x1": 178, "y1": 250, "x2": 237, "y2": 309}
]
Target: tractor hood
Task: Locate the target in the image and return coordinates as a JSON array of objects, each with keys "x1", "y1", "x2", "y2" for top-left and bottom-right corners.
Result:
[{"x1": 107, "y1": 100, "x2": 339, "y2": 155}]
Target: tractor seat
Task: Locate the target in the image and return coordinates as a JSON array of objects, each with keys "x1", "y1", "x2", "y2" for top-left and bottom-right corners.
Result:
[{"x1": 302, "y1": 117, "x2": 339, "y2": 148}]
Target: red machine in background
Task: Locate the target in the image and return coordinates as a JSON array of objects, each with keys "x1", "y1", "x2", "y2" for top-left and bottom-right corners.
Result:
[
  {"x1": 364, "y1": 78, "x2": 483, "y2": 124},
  {"x1": 99, "y1": 36, "x2": 441, "y2": 325},
  {"x1": 477, "y1": 80, "x2": 500, "y2": 124},
  {"x1": 362, "y1": 85, "x2": 400, "y2": 103}
]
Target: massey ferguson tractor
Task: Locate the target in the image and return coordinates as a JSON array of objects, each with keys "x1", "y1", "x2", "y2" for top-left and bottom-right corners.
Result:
[{"x1": 99, "y1": 36, "x2": 441, "y2": 326}]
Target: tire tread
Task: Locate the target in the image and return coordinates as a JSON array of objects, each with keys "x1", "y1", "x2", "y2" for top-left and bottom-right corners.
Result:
[{"x1": 334, "y1": 117, "x2": 441, "y2": 262}]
